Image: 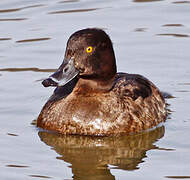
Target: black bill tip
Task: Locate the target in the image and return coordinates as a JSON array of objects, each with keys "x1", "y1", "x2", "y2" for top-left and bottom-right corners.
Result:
[{"x1": 42, "y1": 78, "x2": 58, "y2": 87}]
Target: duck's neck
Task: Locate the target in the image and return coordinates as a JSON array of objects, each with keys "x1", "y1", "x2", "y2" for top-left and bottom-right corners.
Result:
[{"x1": 72, "y1": 77, "x2": 115, "y2": 95}]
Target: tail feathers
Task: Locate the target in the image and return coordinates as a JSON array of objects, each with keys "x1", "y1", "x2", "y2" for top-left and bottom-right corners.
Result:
[{"x1": 161, "y1": 91, "x2": 174, "y2": 99}]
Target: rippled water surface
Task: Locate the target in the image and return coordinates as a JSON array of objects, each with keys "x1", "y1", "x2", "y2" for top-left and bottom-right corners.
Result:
[{"x1": 0, "y1": 0, "x2": 190, "y2": 179}]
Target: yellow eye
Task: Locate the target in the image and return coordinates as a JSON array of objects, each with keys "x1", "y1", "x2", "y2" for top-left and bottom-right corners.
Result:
[{"x1": 86, "y1": 46, "x2": 93, "y2": 53}]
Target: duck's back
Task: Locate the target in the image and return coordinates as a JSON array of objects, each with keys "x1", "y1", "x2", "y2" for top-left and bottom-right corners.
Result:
[
  {"x1": 37, "y1": 73, "x2": 166, "y2": 136},
  {"x1": 111, "y1": 73, "x2": 166, "y2": 133}
]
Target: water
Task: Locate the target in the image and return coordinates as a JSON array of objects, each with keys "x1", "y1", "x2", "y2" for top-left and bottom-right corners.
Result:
[{"x1": 0, "y1": 0, "x2": 190, "y2": 179}]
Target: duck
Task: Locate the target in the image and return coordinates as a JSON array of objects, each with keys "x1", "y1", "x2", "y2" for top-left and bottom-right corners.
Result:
[{"x1": 37, "y1": 28, "x2": 167, "y2": 136}]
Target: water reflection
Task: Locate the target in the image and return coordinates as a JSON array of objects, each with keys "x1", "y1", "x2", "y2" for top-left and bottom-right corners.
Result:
[
  {"x1": 0, "y1": 18, "x2": 27, "y2": 21},
  {"x1": 162, "y1": 24, "x2": 184, "y2": 27},
  {"x1": 165, "y1": 176, "x2": 190, "y2": 179},
  {"x1": 16, "y1": 37, "x2": 51, "y2": 43},
  {"x1": 0, "y1": 4, "x2": 44, "y2": 14},
  {"x1": 29, "y1": 175, "x2": 52, "y2": 179},
  {"x1": 48, "y1": 8, "x2": 100, "y2": 14},
  {"x1": 7, "y1": 133, "x2": 19, "y2": 136},
  {"x1": 172, "y1": 1, "x2": 190, "y2": 4},
  {"x1": 6, "y1": 164, "x2": 29, "y2": 168},
  {"x1": 0, "y1": 38, "x2": 11, "y2": 41},
  {"x1": 134, "y1": 28, "x2": 147, "y2": 32},
  {"x1": 58, "y1": 0, "x2": 80, "y2": 3},
  {"x1": 39, "y1": 126, "x2": 166, "y2": 179},
  {"x1": 156, "y1": 33, "x2": 189, "y2": 38},
  {"x1": 0, "y1": 67, "x2": 55, "y2": 72},
  {"x1": 133, "y1": 0, "x2": 163, "y2": 3}
]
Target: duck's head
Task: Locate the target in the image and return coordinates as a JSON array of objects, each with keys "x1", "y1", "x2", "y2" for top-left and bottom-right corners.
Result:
[{"x1": 42, "y1": 28, "x2": 117, "y2": 89}]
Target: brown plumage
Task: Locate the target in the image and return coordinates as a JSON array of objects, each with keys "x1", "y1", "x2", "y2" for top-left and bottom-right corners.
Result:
[{"x1": 37, "y1": 28, "x2": 167, "y2": 136}]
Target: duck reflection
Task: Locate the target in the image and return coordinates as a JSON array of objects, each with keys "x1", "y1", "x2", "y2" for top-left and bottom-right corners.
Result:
[{"x1": 38, "y1": 126, "x2": 165, "y2": 180}]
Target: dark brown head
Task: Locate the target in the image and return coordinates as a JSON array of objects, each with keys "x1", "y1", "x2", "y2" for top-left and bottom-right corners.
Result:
[{"x1": 42, "y1": 28, "x2": 117, "y2": 90}]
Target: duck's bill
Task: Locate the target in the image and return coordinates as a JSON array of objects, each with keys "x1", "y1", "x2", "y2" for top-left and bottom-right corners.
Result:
[{"x1": 42, "y1": 57, "x2": 79, "y2": 87}]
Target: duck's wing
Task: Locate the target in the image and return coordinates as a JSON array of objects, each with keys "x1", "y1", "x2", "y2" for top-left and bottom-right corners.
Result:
[{"x1": 113, "y1": 73, "x2": 160, "y2": 101}]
